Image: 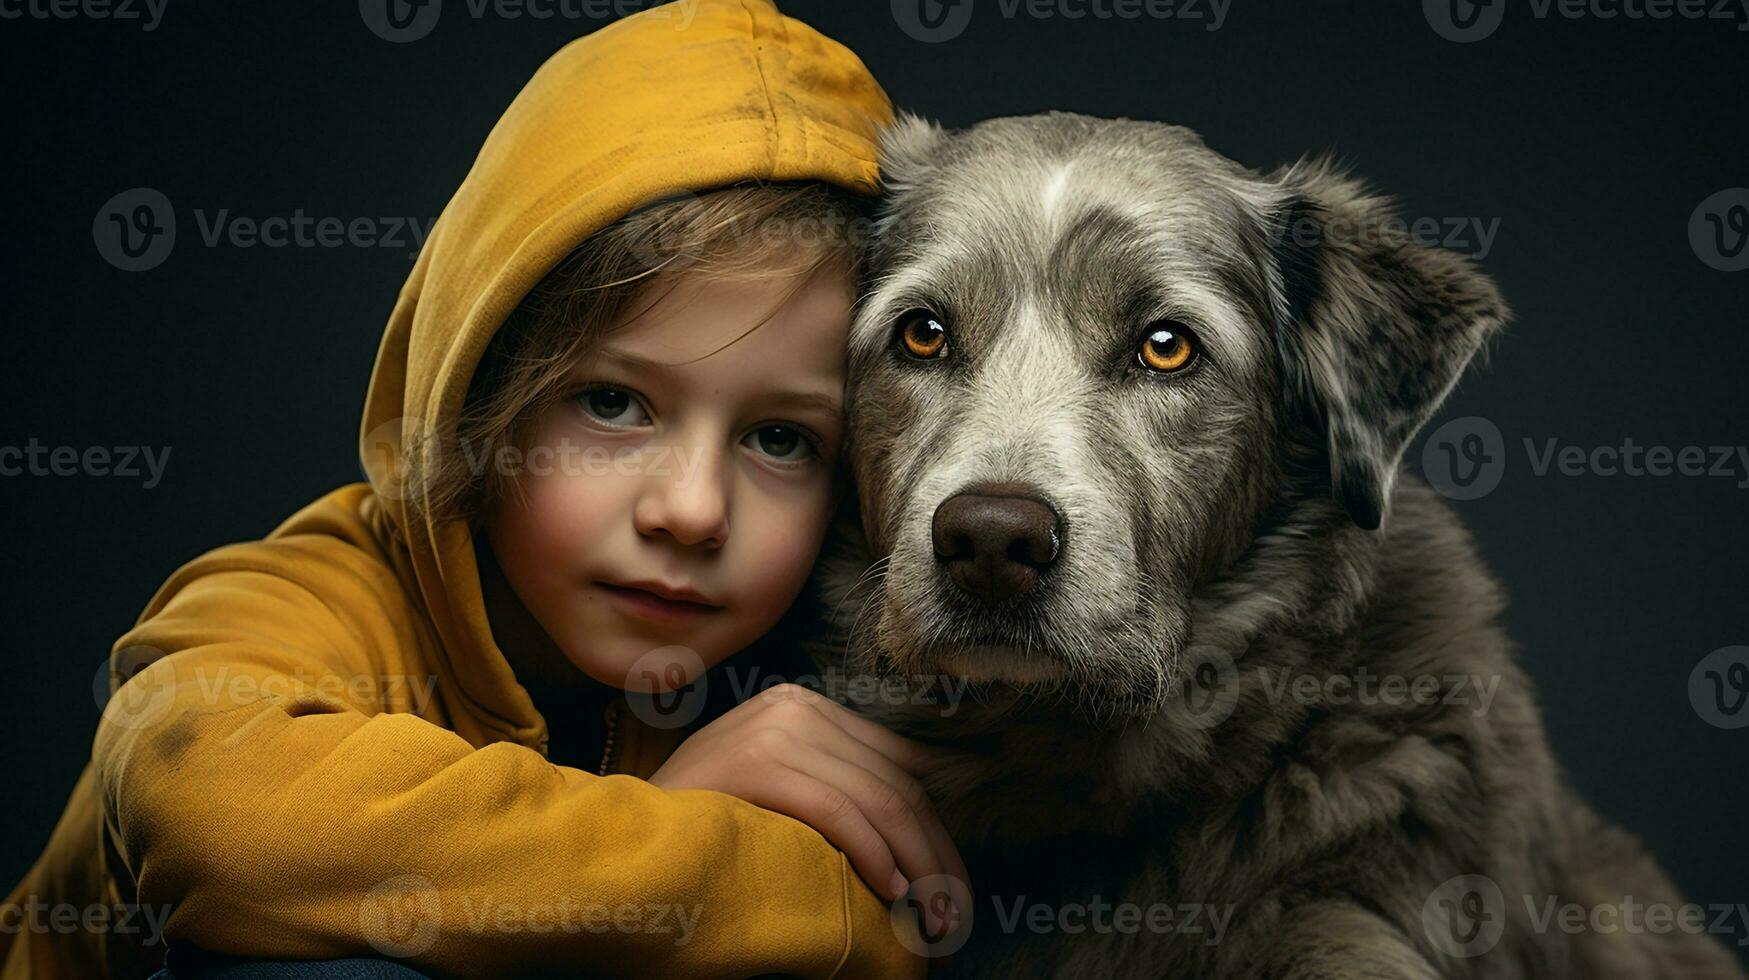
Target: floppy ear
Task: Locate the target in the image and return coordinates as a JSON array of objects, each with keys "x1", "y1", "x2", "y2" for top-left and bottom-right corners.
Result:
[
  {"x1": 1266, "y1": 159, "x2": 1509, "y2": 530},
  {"x1": 877, "y1": 111, "x2": 947, "y2": 197}
]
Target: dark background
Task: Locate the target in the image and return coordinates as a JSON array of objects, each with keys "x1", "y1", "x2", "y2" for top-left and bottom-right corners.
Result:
[{"x1": 2, "y1": 0, "x2": 1744, "y2": 949}]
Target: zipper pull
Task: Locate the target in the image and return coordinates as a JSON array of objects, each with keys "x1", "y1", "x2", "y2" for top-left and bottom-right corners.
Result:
[{"x1": 596, "y1": 697, "x2": 622, "y2": 776}]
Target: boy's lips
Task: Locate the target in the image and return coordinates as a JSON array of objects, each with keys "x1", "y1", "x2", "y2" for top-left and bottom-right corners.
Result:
[{"x1": 595, "y1": 579, "x2": 723, "y2": 623}]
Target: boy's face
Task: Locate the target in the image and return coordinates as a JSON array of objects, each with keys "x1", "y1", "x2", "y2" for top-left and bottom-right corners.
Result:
[{"x1": 487, "y1": 266, "x2": 851, "y2": 692}]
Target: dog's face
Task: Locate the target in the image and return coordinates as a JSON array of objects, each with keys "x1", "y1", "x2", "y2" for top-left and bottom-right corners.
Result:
[{"x1": 840, "y1": 113, "x2": 1505, "y2": 721}]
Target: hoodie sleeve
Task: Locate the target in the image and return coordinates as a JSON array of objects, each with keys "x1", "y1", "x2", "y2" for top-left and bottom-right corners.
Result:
[{"x1": 92, "y1": 541, "x2": 925, "y2": 980}]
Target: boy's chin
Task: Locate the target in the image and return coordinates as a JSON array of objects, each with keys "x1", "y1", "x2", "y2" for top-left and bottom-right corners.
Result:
[{"x1": 561, "y1": 632, "x2": 714, "y2": 695}]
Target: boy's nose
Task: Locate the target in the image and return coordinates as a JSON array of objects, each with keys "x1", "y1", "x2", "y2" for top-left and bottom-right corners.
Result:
[{"x1": 633, "y1": 444, "x2": 728, "y2": 548}]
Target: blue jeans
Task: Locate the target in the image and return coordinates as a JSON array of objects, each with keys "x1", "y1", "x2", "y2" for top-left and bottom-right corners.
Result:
[{"x1": 149, "y1": 944, "x2": 435, "y2": 979}]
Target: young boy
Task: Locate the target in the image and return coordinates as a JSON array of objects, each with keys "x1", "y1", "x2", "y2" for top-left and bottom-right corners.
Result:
[{"x1": 0, "y1": 2, "x2": 962, "y2": 976}]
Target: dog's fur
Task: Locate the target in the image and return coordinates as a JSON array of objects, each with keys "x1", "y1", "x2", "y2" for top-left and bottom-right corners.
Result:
[{"x1": 810, "y1": 112, "x2": 1746, "y2": 979}]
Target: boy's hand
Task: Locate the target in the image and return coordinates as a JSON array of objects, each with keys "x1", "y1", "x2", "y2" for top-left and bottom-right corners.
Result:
[{"x1": 648, "y1": 682, "x2": 969, "y2": 934}]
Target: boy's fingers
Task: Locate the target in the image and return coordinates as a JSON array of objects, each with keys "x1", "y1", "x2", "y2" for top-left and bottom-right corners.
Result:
[
  {"x1": 786, "y1": 743, "x2": 943, "y2": 900},
  {"x1": 801, "y1": 691, "x2": 949, "y2": 776},
  {"x1": 742, "y1": 683, "x2": 971, "y2": 917},
  {"x1": 757, "y1": 766, "x2": 904, "y2": 904},
  {"x1": 749, "y1": 682, "x2": 943, "y2": 773},
  {"x1": 801, "y1": 719, "x2": 973, "y2": 903}
]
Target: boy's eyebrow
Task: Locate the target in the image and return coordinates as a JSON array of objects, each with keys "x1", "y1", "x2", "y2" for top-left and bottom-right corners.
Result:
[
  {"x1": 595, "y1": 347, "x2": 672, "y2": 371},
  {"x1": 595, "y1": 347, "x2": 845, "y2": 418},
  {"x1": 773, "y1": 390, "x2": 845, "y2": 418}
]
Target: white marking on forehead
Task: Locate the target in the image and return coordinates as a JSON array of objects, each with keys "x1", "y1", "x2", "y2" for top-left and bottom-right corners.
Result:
[{"x1": 1039, "y1": 162, "x2": 1076, "y2": 226}]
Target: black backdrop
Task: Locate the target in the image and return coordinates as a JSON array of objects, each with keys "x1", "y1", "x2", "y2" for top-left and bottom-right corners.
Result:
[{"x1": 2, "y1": 0, "x2": 1745, "y2": 954}]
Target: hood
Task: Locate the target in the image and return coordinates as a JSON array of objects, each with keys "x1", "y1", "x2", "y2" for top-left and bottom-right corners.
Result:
[{"x1": 357, "y1": 0, "x2": 891, "y2": 749}]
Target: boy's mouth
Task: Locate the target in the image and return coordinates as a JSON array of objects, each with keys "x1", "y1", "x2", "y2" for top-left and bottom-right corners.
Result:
[{"x1": 595, "y1": 580, "x2": 723, "y2": 623}]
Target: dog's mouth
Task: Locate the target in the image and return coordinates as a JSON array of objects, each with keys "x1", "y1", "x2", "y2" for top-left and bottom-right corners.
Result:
[{"x1": 924, "y1": 640, "x2": 1066, "y2": 686}]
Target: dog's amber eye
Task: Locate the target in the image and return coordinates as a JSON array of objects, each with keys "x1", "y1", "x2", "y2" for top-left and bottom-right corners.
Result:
[
  {"x1": 1138, "y1": 323, "x2": 1197, "y2": 373},
  {"x1": 896, "y1": 309, "x2": 949, "y2": 360}
]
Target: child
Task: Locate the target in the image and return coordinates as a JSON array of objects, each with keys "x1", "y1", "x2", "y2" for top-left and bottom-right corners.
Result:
[{"x1": 0, "y1": 2, "x2": 963, "y2": 976}]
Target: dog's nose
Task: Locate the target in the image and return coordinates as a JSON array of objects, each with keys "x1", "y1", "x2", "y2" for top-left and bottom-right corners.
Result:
[{"x1": 932, "y1": 491, "x2": 1062, "y2": 605}]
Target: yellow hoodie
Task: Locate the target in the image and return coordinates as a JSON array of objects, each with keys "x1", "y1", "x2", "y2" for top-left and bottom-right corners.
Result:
[{"x1": 0, "y1": 2, "x2": 919, "y2": 976}]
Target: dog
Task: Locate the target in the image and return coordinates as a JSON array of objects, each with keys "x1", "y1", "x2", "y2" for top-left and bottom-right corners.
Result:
[{"x1": 809, "y1": 111, "x2": 1747, "y2": 979}]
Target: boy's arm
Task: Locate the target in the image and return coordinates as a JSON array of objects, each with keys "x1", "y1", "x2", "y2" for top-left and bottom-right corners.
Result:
[{"x1": 93, "y1": 552, "x2": 924, "y2": 979}]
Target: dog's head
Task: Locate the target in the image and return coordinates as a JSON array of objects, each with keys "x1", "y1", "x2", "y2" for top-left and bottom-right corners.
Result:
[{"x1": 836, "y1": 111, "x2": 1506, "y2": 721}]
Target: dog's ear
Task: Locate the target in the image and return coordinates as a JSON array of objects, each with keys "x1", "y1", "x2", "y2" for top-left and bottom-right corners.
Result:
[
  {"x1": 878, "y1": 111, "x2": 947, "y2": 195},
  {"x1": 1264, "y1": 159, "x2": 1508, "y2": 530}
]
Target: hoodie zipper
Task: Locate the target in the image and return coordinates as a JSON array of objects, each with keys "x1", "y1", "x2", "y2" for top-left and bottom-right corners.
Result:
[{"x1": 596, "y1": 697, "x2": 622, "y2": 776}]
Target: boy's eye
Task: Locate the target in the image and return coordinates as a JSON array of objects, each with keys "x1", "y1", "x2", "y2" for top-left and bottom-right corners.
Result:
[
  {"x1": 742, "y1": 425, "x2": 815, "y2": 462},
  {"x1": 577, "y1": 387, "x2": 651, "y2": 427}
]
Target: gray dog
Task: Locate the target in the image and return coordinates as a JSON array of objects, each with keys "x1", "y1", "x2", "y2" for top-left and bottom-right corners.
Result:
[{"x1": 810, "y1": 112, "x2": 1746, "y2": 979}]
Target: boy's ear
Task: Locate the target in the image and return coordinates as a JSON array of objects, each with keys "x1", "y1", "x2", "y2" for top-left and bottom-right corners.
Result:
[{"x1": 1266, "y1": 160, "x2": 1509, "y2": 530}]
